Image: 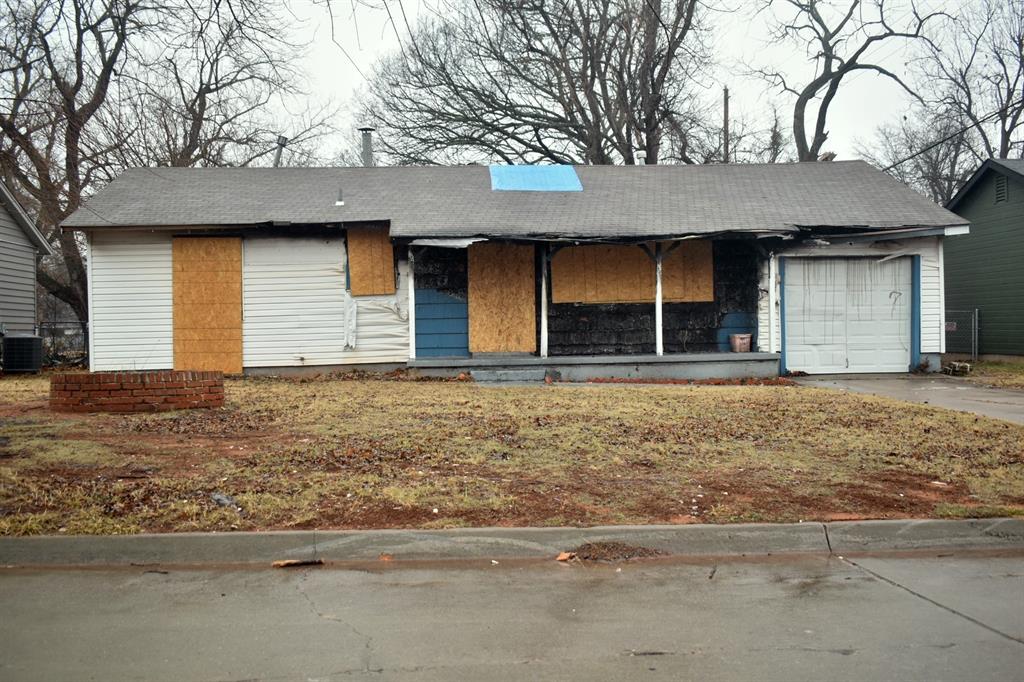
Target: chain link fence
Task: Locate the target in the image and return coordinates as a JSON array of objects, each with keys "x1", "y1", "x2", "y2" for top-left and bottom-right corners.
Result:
[
  {"x1": 38, "y1": 321, "x2": 88, "y2": 368},
  {"x1": 945, "y1": 309, "x2": 978, "y2": 360}
]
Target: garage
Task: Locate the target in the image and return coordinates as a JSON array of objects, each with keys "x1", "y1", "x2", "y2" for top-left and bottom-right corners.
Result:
[{"x1": 782, "y1": 257, "x2": 915, "y2": 374}]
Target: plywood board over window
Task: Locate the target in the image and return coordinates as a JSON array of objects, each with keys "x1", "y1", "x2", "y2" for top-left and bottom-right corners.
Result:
[
  {"x1": 172, "y1": 237, "x2": 243, "y2": 373},
  {"x1": 551, "y1": 244, "x2": 653, "y2": 303},
  {"x1": 468, "y1": 243, "x2": 536, "y2": 353},
  {"x1": 550, "y1": 240, "x2": 714, "y2": 304},
  {"x1": 662, "y1": 240, "x2": 714, "y2": 302},
  {"x1": 550, "y1": 245, "x2": 651, "y2": 303},
  {"x1": 347, "y1": 225, "x2": 396, "y2": 296}
]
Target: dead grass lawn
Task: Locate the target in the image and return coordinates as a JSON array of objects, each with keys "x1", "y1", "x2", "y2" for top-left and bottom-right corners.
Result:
[
  {"x1": 966, "y1": 360, "x2": 1024, "y2": 390},
  {"x1": 1, "y1": 373, "x2": 1022, "y2": 535}
]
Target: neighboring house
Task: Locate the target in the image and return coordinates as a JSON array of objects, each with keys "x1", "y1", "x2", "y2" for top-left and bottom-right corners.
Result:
[
  {"x1": 945, "y1": 159, "x2": 1024, "y2": 357},
  {"x1": 61, "y1": 161, "x2": 967, "y2": 378},
  {"x1": 0, "y1": 180, "x2": 54, "y2": 335}
]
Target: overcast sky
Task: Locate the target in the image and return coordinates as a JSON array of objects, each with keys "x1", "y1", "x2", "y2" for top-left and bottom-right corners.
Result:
[{"x1": 286, "y1": 0, "x2": 939, "y2": 164}]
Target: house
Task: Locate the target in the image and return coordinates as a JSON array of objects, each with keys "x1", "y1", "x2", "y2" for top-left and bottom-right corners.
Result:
[
  {"x1": 945, "y1": 158, "x2": 1024, "y2": 358},
  {"x1": 60, "y1": 161, "x2": 967, "y2": 379},
  {"x1": 1, "y1": 180, "x2": 54, "y2": 336}
]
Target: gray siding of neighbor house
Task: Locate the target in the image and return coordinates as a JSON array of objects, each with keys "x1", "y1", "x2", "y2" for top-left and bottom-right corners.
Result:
[
  {"x1": 946, "y1": 169, "x2": 1024, "y2": 355},
  {"x1": 0, "y1": 200, "x2": 37, "y2": 334}
]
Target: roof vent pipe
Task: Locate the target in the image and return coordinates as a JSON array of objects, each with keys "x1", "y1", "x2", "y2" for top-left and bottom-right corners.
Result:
[
  {"x1": 358, "y1": 126, "x2": 376, "y2": 167},
  {"x1": 635, "y1": 150, "x2": 648, "y2": 165},
  {"x1": 273, "y1": 135, "x2": 289, "y2": 167}
]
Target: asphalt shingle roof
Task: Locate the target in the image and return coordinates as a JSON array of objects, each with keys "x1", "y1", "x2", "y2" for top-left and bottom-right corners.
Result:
[
  {"x1": 992, "y1": 158, "x2": 1024, "y2": 175},
  {"x1": 62, "y1": 160, "x2": 966, "y2": 238}
]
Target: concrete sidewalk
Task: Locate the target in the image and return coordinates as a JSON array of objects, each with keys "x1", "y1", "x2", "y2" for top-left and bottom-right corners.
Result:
[
  {"x1": 2, "y1": 518, "x2": 1022, "y2": 567},
  {"x1": 795, "y1": 374, "x2": 1024, "y2": 424}
]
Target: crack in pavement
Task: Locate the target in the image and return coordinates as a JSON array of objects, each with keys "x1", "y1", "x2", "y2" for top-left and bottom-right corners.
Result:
[
  {"x1": 839, "y1": 557, "x2": 1024, "y2": 646},
  {"x1": 293, "y1": 574, "x2": 379, "y2": 674}
]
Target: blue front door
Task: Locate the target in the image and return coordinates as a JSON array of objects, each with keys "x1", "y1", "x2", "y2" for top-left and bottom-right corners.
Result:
[{"x1": 415, "y1": 288, "x2": 469, "y2": 357}]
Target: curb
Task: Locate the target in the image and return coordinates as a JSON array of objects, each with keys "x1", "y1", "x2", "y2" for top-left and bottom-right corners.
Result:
[{"x1": 1, "y1": 518, "x2": 1022, "y2": 567}]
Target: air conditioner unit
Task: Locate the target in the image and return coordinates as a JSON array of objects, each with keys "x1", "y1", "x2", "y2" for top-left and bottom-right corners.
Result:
[{"x1": 2, "y1": 335, "x2": 43, "y2": 373}]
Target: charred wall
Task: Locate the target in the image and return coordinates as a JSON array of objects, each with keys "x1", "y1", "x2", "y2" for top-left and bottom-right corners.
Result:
[
  {"x1": 548, "y1": 240, "x2": 761, "y2": 355},
  {"x1": 413, "y1": 246, "x2": 468, "y2": 299}
]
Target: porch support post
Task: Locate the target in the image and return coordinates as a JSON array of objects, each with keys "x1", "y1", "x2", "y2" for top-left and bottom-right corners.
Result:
[
  {"x1": 655, "y1": 242, "x2": 664, "y2": 356},
  {"x1": 407, "y1": 247, "x2": 417, "y2": 361},
  {"x1": 540, "y1": 244, "x2": 549, "y2": 358}
]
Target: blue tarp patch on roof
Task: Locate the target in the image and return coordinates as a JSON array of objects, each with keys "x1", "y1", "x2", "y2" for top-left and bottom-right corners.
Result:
[{"x1": 489, "y1": 165, "x2": 583, "y2": 192}]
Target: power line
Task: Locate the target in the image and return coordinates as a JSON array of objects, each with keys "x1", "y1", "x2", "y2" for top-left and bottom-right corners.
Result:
[
  {"x1": 324, "y1": 4, "x2": 370, "y2": 83},
  {"x1": 882, "y1": 97, "x2": 1024, "y2": 171}
]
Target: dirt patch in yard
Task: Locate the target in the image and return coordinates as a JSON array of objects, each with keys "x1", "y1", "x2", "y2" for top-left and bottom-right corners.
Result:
[{"x1": 1, "y1": 374, "x2": 1023, "y2": 535}]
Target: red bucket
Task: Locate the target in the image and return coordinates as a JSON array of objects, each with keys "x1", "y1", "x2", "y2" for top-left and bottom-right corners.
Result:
[{"x1": 729, "y1": 333, "x2": 752, "y2": 353}]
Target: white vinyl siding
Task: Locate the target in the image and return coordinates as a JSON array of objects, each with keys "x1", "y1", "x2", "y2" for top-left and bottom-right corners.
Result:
[
  {"x1": 757, "y1": 236, "x2": 944, "y2": 356},
  {"x1": 242, "y1": 237, "x2": 409, "y2": 367},
  {"x1": 349, "y1": 273, "x2": 411, "y2": 362},
  {"x1": 88, "y1": 231, "x2": 173, "y2": 371},
  {"x1": 242, "y1": 237, "x2": 348, "y2": 366}
]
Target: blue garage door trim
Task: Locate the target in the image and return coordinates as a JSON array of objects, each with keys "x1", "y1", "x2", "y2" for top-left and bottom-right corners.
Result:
[
  {"x1": 911, "y1": 255, "x2": 921, "y2": 370},
  {"x1": 779, "y1": 257, "x2": 788, "y2": 375},
  {"x1": 415, "y1": 288, "x2": 469, "y2": 358}
]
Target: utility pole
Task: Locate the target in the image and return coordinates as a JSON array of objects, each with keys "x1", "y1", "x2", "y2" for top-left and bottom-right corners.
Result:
[
  {"x1": 723, "y1": 86, "x2": 730, "y2": 164},
  {"x1": 273, "y1": 135, "x2": 289, "y2": 167}
]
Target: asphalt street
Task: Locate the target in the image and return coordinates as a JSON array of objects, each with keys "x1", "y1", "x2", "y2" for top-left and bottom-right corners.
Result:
[{"x1": 2, "y1": 549, "x2": 1022, "y2": 681}]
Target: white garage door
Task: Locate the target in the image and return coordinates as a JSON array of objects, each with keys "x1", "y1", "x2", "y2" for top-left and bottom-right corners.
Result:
[{"x1": 783, "y1": 257, "x2": 912, "y2": 374}]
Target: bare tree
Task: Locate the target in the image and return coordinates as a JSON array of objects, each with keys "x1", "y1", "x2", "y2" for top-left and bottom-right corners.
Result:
[
  {"x1": 362, "y1": 0, "x2": 712, "y2": 165},
  {"x1": 858, "y1": 107, "x2": 981, "y2": 203},
  {"x1": 0, "y1": 0, "x2": 157, "y2": 328},
  {"x1": 99, "y1": 0, "x2": 338, "y2": 171},
  {"x1": 0, "y1": 0, "x2": 335, "y2": 332},
  {"x1": 757, "y1": 0, "x2": 941, "y2": 162},
  {"x1": 920, "y1": 0, "x2": 1024, "y2": 159}
]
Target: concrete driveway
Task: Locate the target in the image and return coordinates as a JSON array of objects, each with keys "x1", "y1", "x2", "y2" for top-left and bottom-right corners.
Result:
[{"x1": 795, "y1": 374, "x2": 1024, "y2": 424}]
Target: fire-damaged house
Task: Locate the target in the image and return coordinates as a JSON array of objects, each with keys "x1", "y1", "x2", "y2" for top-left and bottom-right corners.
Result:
[{"x1": 61, "y1": 161, "x2": 968, "y2": 379}]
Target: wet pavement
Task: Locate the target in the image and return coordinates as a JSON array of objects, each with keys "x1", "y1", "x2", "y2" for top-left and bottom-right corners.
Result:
[
  {"x1": 795, "y1": 374, "x2": 1024, "y2": 424},
  {"x1": 2, "y1": 549, "x2": 1022, "y2": 681}
]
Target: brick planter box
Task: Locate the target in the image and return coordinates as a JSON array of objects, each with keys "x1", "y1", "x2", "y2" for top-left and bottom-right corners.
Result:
[{"x1": 50, "y1": 370, "x2": 225, "y2": 413}]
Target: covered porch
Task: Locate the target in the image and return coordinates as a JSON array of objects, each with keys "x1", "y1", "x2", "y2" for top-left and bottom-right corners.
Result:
[{"x1": 404, "y1": 236, "x2": 775, "y2": 379}]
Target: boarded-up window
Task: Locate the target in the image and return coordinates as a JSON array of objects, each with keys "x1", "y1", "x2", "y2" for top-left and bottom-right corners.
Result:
[
  {"x1": 550, "y1": 241, "x2": 713, "y2": 304},
  {"x1": 551, "y1": 245, "x2": 653, "y2": 304},
  {"x1": 172, "y1": 237, "x2": 243, "y2": 373},
  {"x1": 347, "y1": 225, "x2": 395, "y2": 296},
  {"x1": 468, "y1": 243, "x2": 536, "y2": 353},
  {"x1": 663, "y1": 240, "x2": 714, "y2": 302}
]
